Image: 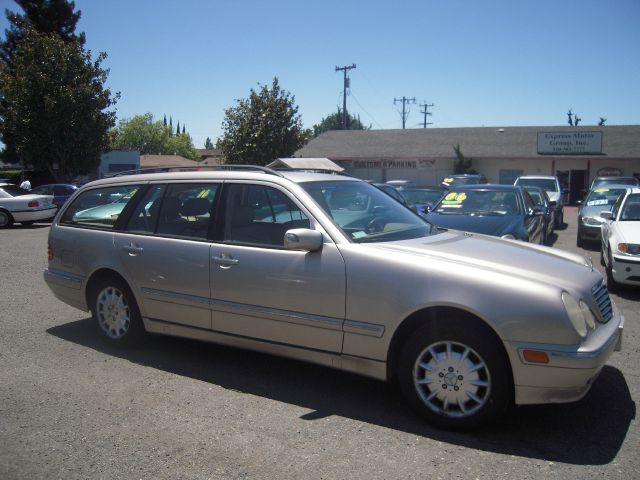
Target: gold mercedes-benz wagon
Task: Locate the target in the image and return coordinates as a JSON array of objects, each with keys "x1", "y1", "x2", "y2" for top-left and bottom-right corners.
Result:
[{"x1": 44, "y1": 166, "x2": 623, "y2": 429}]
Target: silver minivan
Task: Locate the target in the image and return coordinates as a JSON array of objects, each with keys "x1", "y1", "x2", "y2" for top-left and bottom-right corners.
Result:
[{"x1": 45, "y1": 166, "x2": 623, "y2": 429}]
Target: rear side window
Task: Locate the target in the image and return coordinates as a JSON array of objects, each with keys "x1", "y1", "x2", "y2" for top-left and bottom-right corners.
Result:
[
  {"x1": 155, "y1": 184, "x2": 218, "y2": 240},
  {"x1": 61, "y1": 185, "x2": 141, "y2": 229}
]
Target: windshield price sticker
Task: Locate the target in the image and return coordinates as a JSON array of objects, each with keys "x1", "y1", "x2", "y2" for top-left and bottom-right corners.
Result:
[
  {"x1": 593, "y1": 188, "x2": 610, "y2": 193},
  {"x1": 442, "y1": 192, "x2": 467, "y2": 206},
  {"x1": 587, "y1": 199, "x2": 609, "y2": 206}
]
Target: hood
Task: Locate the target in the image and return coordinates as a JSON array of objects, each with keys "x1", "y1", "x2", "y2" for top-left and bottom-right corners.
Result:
[
  {"x1": 368, "y1": 230, "x2": 599, "y2": 290},
  {"x1": 546, "y1": 191, "x2": 561, "y2": 204},
  {"x1": 616, "y1": 221, "x2": 640, "y2": 242},
  {"x1": 425, "y1": 212, "x2": 522, "y2": 238},
  {"x1": 579, "y1": 203, "x2": 614, "y2": 219}
]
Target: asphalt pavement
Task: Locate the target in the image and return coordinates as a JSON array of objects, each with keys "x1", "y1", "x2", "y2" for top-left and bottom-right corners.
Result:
[{"x1": 0, "y1": 210, "x2": 638, "y2": 479}]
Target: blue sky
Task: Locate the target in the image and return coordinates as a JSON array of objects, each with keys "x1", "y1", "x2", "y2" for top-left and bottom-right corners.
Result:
[{"x1": 1, "y1": 0, "x2": 639, "y2": 148}]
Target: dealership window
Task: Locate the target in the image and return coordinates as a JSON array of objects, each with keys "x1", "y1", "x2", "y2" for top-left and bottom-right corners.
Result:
[{"x1": 499, "y1": 169, "x2": 523, "y2": 185}]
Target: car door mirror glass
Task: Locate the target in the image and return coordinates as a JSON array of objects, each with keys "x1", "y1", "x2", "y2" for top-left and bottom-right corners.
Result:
[{"x1": 284, "y1": 228, "x2": 323, "y2": 252}]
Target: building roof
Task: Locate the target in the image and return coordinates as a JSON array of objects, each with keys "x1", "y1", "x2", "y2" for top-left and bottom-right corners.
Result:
[
  {"x1": 267, "y1": 157, "x2": 344, "y2": 172},
  {"x1": 140, "y1": 154, "x2": 200, "y2": 167},
  {"x1": 295, "y1": 125, "x2": 640, "y2": 159}
]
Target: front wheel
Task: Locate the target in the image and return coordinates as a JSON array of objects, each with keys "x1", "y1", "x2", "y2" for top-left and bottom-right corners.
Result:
[
  {"x1": 605, "y1": 250, "x2": 620, "y2": 293},
  {"x1": 398, "y1": 321, "x2": 513, "y2": 430},
  {"x1": 90, "y1": 276, "x2": 145, "y2": 346}
]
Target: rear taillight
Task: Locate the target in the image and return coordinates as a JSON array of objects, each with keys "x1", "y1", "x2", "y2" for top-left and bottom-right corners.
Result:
[
  {"x1": 47, "y1": 242, "x2": 54, "y2": 261},
  {"x1": 28, "y1": 200, "x2": 39, "y2": 208}
]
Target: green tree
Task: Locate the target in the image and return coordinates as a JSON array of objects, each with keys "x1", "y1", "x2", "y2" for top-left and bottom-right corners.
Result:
[
  {"x1": 452, "y1": 144, "x2": 477, "y2": 174},
  {"x1": 217, "y1": 77, "x2": 311, "y2": 165},
  {"x1": 204, "y1": 137, "x2": 214, "y2": 149},
  {"x1": 312, "y1": 108, "x2": 370, "y2": 137},
  {"x1": 0, "y1": 0, "x2": 85, "y2": 63},
  {"x1": 110, "y1": 113, "x2": 169, "y2": 155},
  {"x1": 164, "y1": 132, "x2": 199, "y2": 160},
  {"x1": 110, "y1": 113, "x2": 199, "y2": 161},
  {"x1": 0, "y1": 29, "x2": 118, "y2": 180}
]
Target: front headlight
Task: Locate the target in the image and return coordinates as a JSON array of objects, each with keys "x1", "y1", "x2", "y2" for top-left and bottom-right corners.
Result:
[
  {"x1": 582, "y1": 215, "x2": 605, "y2": 226},
  {"x1": 617, "y1": 243, "x2": 640, "y2": 255},
  {"x1": 562, "y1": 292, "x2": 590, "y2": 338}
]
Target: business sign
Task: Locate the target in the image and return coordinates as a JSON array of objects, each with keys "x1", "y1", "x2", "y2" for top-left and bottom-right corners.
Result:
[{"x1": 537, "y1": 131, "x2": 603, "y2": 155}]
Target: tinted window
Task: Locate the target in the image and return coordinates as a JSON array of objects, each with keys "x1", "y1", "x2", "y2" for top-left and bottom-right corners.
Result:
[
  {"x1": 61, "y1": 185, "x2": 141, "y2": 229},
  {"x1": 436, "y1": 190, "x2": 521, "y2": 215},
  {"x1": 0, "y1": 185, "x2": 30, "y2": 197},
  {"x1": 620, "y1": 194, "x2": 640, "y2": 221},
  {"x1": 125, "y1": 184, "x2": 166, "y2": 234},
  {"x1": 515, "y1": 178, "x2": 558, "y2": 192},
  {"x1": 156, "y1": 184, "x2": 218, "y2": 240},
  {"x1": 31, "y1": 186, "x2": 52, "y2": 195},
  {"x1": 223, "y1": 184, "x2": 309, "y2": 247}
]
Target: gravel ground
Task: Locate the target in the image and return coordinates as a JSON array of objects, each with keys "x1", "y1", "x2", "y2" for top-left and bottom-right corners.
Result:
[{"x1": 0, "y1": 209, "x2": 638, "y2": 479}]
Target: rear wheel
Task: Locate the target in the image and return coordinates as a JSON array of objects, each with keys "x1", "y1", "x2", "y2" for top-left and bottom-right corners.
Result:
[
  {"x1": 90, "y1": 276, "x2": 145, "y2": 346},
  {"x1": 398, "y1": 320, "x2": 513, "y2": 430},
  {"x1": 0, "y1": 209, "x2": 14, "y2": 228}
]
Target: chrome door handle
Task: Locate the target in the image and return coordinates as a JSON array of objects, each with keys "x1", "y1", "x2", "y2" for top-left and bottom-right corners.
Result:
[
  {"x1": 212, "y1": 255, "x2": 239, "y2": 266},
  {"x1": 122, "y1": 243, "x2": 144, "y2": 255}
]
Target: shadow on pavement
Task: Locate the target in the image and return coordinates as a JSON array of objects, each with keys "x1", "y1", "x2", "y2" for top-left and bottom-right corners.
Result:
[{"x1": 48, "y1": 318, "x2": 635, "y2": 466}]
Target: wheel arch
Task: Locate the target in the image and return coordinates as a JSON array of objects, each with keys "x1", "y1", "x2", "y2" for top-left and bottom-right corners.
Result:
[
  {"x1": 85, "y1": 268, "x2": 137, "y2": 312},
  {"x1": 386, "y1": 306, "x2": 513, "y2": 386}
]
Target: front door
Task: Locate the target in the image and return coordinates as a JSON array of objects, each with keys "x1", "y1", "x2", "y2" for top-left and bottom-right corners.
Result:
[{"x1": 210, "y1": 182, "x2": 346, "y2": 353}]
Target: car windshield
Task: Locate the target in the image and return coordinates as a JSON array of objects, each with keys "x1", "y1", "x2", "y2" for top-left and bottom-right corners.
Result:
[
  {"x1": 442, "y1": 176, "x2": 482, "y2": 186},
  {"x1": 592, "y1": 178, "x2": 638, "y2": 188},
  {"x1": 434, "y1": 189, "x2": 522, "y2": 215},
  {"x1": 0, "y1": 185, "x2": 30, "y2": 197},
  {"x1": 620, "y1": 194, "x2": 640, "y2": 221},
  {"x1": 515, "y1": 178, "x2": 558, "y2": 192},
  {"x1": 584, "y1": 188, "x2": 626, "y2": 207},
  {"x1": 403, "y1": 189, "x2": 444, "y2": 205},
  {"x1": 300, "y1": 180, "x2": 435, "y2": 243}
]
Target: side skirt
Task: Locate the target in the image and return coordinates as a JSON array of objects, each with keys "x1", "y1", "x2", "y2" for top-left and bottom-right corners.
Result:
[{"x1": 143, "y1": 317, "x2": 388, "y2": 381}]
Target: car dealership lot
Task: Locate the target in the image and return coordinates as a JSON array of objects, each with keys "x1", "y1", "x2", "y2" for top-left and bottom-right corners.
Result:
[{"x1": 1, "y1": 213, "x2": 638, "y2": 479}]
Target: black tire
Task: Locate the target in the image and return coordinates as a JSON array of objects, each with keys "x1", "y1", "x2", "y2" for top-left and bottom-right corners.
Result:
[
  {"x1": 576, "y1": 229, "x2": 583, "y2": 248},
  {"x1": 397, "y1": 319, "x2": 513, "y2": 430},
  {"x1": 600, "y1": 245, "x2": 606, "y2": 267},
  {"x1": 0, "y1": 209, "x2": 14, "y2": 228},
  {"x1": 555, "y1": 210, "x2": 564, "y2": 229},
  {"x1": 89, "y1": 275, "x2": 145, "y2": 346}
]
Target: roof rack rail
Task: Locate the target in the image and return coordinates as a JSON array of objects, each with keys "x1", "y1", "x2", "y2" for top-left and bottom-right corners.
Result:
[
  {"x1": 106, "y1": 164, "x2": 284, "y2": 178},
  {"x1": 272, "y1": 167, "x2": 353, "y2": 177}
]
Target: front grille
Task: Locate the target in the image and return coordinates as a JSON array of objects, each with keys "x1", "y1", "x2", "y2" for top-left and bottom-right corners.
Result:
[{"x1": 592, "y1": 281, "x2": 613, "y2": 323}]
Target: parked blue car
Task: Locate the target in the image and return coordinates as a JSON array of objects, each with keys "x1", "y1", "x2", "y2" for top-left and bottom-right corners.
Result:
[
  {"x1": 425, "y1": 184, "x2": 545, "y2": 244},
  {"x1": 30, "y1": 184, "x2": 79, "y2": 209}
]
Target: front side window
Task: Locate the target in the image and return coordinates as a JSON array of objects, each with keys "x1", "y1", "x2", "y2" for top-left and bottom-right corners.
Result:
[
  {"x1": 301, "y1": 180, "x2": 433, "y2": 243},
  {"x1": 620, "y1": 194, "x2": 640, "y2": 221},
  {"x1": 61, "y1": 185, "x2": 141, "y2": 229},
  {"x1": 223, "y1": 184, "x2": 309, "y2": 247}
]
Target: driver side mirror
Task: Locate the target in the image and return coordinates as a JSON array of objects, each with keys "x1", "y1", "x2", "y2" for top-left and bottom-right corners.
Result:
[
  {"x1": 284, "y1": 228, "x2": 323, "y2": 252},
  {"x1": 600, "y1": 211, "x2": 613, "y2": 220}
]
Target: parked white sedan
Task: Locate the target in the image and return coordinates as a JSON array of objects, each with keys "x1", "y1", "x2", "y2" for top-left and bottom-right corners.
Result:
[
  {"x1": 601, "y1": 187, "x2": 640, "y2": 290},
  {"x1": 0, "y1": 183, "x2": 57, "y2": 228}
]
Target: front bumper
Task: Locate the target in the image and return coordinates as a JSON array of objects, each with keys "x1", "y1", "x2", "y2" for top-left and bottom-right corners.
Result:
[
  {"x1": 505, "y1": 309, "x2": 624, "y2": 405},
  {"x1": 578, "y1": 221, "x2": 603, "y2": 242},
  {"x1": 611, "y1": 255, "x2": 640, "y2": 285}
]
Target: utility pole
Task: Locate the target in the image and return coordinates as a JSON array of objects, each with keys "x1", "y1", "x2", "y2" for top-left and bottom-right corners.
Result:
[
  {"x1": 394, "y1": 96, "x2": 416, "y2": 129},
  {"x1": 335, "y1": 64, "x2": 356, "y2": 129},
  {"x1": 420, "y1": 102, "x2": 434, "y2": 128}
]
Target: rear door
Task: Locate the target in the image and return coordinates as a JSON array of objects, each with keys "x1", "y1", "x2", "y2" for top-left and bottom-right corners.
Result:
[
  {"x1": 209, "y1": 181, "x2": 346, "y2": 353},
  {"x1": 118, "y1": 182, "x2": 219, "y2": 329}
]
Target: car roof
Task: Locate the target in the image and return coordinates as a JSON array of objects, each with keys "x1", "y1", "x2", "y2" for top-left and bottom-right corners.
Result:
[
  {"x1": 80, "y1": 169, "x2": 359, "y2": 190},
  {"x1": 451, "y1": 183, "x2": 520, "y2": 191},
  {"x1": 515, "y1": 175, "x2": 557, "y2": 180},
  {"x1": 589, "y1": 184, "x2": 634, "y2": 191}
]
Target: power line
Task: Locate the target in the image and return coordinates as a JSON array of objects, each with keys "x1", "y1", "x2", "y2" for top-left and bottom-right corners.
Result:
[
  {"x1": 349, "y1": 89, "x2": 384, "y2": 129},
  {"x1": 393, "y1": 96, "x2": 416, "y2": 129},
  {"x1": 335, "y1": 64, "x2": 356, "y2": 129}
]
